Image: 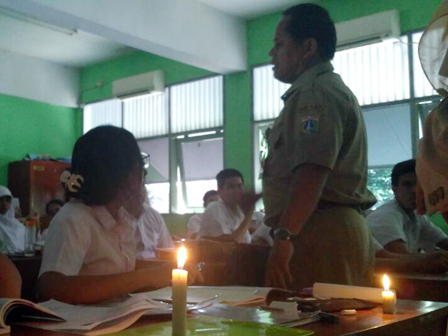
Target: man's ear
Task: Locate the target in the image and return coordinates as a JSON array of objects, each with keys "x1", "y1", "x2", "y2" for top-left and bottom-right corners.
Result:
[
  {"x1": 391, "y1": 184, "x2": 398, "y2": 195},
  {"x1": 302, "y1": 38, "x2": 318, "y2": 60}
]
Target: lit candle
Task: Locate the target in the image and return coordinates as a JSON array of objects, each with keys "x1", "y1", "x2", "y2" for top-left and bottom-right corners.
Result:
[
  {"x1": 172, "y1": 246, "x2": 188, "y2": 336},
  {"x1": 382, "y1": 274, "x2": 396, "y2": 314}
]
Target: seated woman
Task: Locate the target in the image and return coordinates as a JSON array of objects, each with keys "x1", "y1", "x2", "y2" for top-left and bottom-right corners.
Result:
[
  {"x1": 36, "y1": 126, "x2": 201, "y2": 305},
  {"x1": 0, "y1": 251, "x2": 22, "y2": 298},
  {"x1": 0, "y1": 186, "x2": 25, "y2": 254}
]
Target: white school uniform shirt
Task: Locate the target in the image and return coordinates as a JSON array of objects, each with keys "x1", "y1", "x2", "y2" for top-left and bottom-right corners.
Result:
[
  {"x1": 132, "y1": 204, "x2": 174, "y2": 260},
  {"x1": 0, "y1": 214, "x2": 25, "y2": 253},
  {"x1": 187, "y1": 214, "x2": 202, "y2": 239},
  {"x1": 198, "y1": 197, "x2": 251, "y2": 244},
  {"x1": 366, "y1": 199, "x2": 447, "y2": 253},
  {"x1": 39, "y1": 201, "x2": 137, "y2": 277}
]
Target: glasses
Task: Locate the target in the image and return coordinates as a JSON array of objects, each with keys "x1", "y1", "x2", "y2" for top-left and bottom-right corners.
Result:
[{"x1": 141, "y1": 152, "x2": 150, "y2": 169}]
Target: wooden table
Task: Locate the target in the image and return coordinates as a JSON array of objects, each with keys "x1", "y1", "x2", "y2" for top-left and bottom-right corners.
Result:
[
  {"x1": 9, "y1": 299, "x2": 448, "y2": 336},
  {"x1": 373, "y1": 272, "x2": 448, "y2": 302}
]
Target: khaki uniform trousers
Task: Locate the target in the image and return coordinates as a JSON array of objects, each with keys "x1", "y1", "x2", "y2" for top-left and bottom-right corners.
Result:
[{"x1": 289, "y1": 206, "x2": 374, "y2": 291}]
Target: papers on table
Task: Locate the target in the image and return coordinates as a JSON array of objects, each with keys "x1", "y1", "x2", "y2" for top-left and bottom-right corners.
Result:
[
  {"x1": 142, "y1": 286, "x2": 274, "y2": 306},
  {"x1": 312, "y1": 283, "x2": 383, "y2": 303}
]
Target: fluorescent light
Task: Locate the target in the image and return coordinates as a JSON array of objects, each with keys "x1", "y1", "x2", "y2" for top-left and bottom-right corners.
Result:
[{"x1": 0, "y1": 7, "x2": 77, "y2": 36}]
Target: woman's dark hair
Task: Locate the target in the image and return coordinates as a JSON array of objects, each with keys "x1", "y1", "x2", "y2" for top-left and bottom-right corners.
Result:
[
  {"x1": 283, "y1": 4, "x2": 337, "y2": 61},
  {"x1": 68, "y1": 125, "x2": 142, "y2": 206}
]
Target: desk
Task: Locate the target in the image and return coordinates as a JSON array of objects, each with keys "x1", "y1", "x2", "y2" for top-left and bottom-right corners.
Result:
[
  {"x1": 9, "y1": 255, "x2": 42, "y2": 301},
  {"x1": 10, "y1": 299, "x2": 448, "y2": 336},
  {"x1": 373, "y1": 272, "x2": 448, "y2": 302}
]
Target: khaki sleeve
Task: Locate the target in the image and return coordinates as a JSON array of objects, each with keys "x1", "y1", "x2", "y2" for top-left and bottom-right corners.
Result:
[{"x1": 283, "y1": 88, "x2": 345, "y2": 172}]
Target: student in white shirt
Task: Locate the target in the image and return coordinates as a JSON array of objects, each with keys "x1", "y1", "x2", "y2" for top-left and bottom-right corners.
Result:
[
  {"x1": 125, "y1": 186, "x2": 174, "y2": 259},
  {"x1": 367, "y1": 160, "x2": 448, "y2": 254},
  {"x1": 187, "y1": 190, "x2": 219, "y2": 240},
  {"x1": 37, "y1": 126, "x2": 202, "y2": 304},
  {"x1": 198, "y1": 169, "x2": 259, "y2": 244}
]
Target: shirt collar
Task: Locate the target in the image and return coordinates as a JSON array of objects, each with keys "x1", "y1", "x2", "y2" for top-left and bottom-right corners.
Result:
[
  {"x1": 281, "y1": 61, "x2": 334, "y2": 102},
  {"x1": 91, "y1": 206, "x2": 130, "y2": 230}
]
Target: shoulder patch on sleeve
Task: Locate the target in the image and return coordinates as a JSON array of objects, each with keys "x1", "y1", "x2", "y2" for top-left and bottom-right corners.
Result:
[{"x1": 300, "y1": 116, "x2": 320, "y2": 134}]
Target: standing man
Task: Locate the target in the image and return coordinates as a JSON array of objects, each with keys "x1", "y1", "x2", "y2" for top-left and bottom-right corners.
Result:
[{"x1": 263, "y1": 4, "x2": 377, "y2": 290}]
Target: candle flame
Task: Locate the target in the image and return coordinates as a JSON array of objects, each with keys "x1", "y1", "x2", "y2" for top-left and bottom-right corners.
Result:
[
  {"x1": 177, "y1": 246, "x2": 187, "y2": 269},
  {"x1": 382, "y1": 274, "x2": 391, "y2": 291}
]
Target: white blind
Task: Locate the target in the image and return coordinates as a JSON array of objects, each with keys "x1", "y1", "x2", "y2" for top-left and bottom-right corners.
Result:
[
  {"x1": 363, "y1": 103, "x2": 413, "y2": 166},
  {"x1": 412, "y1": 32, "x2": 437, "y2": 98},
  {"x1": 123, "y1": 92, "x2": 168, "y2": 138},
  {"x1": 333, "y1": 37, "x2": 410, "y2": 105},
  {"x1": 253, "y1": 65, "x2": 290, "y2": 121},
  {"x1": 83, "y1": 99, "x2": 122, "y2": 134},
  {"x1": 170, "y1": 76, "x2": 223, "y2": 133}
]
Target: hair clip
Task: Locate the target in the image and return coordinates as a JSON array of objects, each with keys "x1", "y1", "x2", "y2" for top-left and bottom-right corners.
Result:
[{"x1": 60, "y1": 171, "x2": 84, "y2": 193}]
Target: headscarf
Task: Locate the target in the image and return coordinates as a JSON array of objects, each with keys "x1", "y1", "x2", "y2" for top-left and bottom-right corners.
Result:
[
  {"x1": 417, "y1": 0, "x2": 448, "y2": 214},
  {"x1": 0, "y1": 186, "x2": 14, "y2": 218}
]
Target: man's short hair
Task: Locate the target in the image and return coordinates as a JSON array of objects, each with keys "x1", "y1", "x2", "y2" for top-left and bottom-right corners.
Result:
[
  {"x1": 283, "y1": 4, "x2": 337, "y2": 61},
  {"x1": 391, "y1": 159, "x2": 416, "y2": 186},
  {"x1": 203, "y1": 190, "x2": 218, "y2": 203},
  {"x1": 45, "y1": 199, "x2": 64, "y2": 215},
  {"x1": 216, "y1": 169, "x2": 244, "y2": 189}
]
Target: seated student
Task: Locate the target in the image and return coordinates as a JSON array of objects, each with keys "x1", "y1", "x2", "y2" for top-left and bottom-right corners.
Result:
[
  {"x1": 187, "y1": 190, "x2": 219, "y2": 240},
  {"x1": 0, "y1": 251, "x2": 22, "y2": 298},
  {"x1": 367, "y1": 159, "x2": 448, "y2": 254},
  {"x1": 38, "y1": 199, "x2": 65, "y2": 241},
  {"x1": 36, "y1": 126, "x2": 202, "y2": 305},
  {"x1": 198, "y1": 169, "x2": 259, "y2": 244},
  {"x1": 125, "y1": 186, "x2": 174, "y2": 259},
  {"x1": 0, "y1": 186, "x2": 25, "y2": 254}
]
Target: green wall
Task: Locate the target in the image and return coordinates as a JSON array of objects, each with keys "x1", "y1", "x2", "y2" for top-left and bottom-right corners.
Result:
[{"x1": 0, "y1": 94, "x2": 81, "y2": 186}]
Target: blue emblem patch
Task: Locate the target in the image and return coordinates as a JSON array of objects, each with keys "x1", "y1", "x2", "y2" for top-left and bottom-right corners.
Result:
[{"x1": 301, "y1": 116, "x2": 319, "y2": 134}]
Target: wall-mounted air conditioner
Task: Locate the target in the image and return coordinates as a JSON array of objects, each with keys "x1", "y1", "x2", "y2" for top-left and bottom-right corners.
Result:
[
  {"x1": 112, "y1": 70, "x2": 165, "y2": 99},
  {"x1": 336, "y1": 10, "x2": 400, "y2": 50}
]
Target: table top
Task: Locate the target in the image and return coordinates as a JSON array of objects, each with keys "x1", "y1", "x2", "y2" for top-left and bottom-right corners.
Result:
[{"x1": 9, "y1": 299, "x2": 448, "y2": 336}]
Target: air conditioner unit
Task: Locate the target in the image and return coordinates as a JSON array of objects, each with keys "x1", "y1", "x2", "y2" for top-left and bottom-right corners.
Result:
[
  {"x1": 112, "y1": 70, "x2": 165, "y2": 99},
  {"x1": 336, "y1": 10, "x2": 400, "y2": 50}
]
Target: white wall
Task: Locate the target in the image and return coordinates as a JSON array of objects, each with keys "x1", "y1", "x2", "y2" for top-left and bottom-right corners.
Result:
[
  {"x1": 0, "y1": 49, "x2": 79, "y2": 107},
  {"x1": 1, "y1": 0, "x2": 247, "y2": 74}
]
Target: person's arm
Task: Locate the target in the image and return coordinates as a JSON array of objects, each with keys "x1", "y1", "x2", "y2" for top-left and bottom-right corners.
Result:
[
  {"x1": 265, "y1": 163, "x2": 330, "y2": 288},
  {"x1": 37, "y1": 261, "x2": 203, "y2": 304},
  {"x1": 0, "y1": 252, "x2": 21, "y2": 298},
  {"x1": 383, "y1": 239, "x2": 411, "y2": 254},
  {"x1": 375, "y1": 250, "x2": 448, "y2": 274}
]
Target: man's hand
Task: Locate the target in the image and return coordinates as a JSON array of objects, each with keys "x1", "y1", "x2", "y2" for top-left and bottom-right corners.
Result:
[
  {"x1": 415, "y1": 250, "x2": 448, "y2": 273},
  {"x1": 240, "y1": 193, "x2": 261, "y2": 215},
  {"x1": 265, "y1": 241, "x2": 293, "y2": 289}
]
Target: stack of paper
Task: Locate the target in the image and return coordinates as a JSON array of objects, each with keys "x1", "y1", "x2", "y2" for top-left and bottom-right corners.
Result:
[{"x1": 142, "y1": 286, "x2": 274, "y2": 306}]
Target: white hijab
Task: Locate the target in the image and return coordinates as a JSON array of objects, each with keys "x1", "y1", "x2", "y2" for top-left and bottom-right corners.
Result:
[{"x1": 0, "y1": 186, "x2": 25, "y2": 253}]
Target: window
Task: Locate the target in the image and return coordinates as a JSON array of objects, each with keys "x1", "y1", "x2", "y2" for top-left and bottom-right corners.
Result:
[
  {"x1": 367, "y1": 167, "x2": 393, "y2": 209},
  {"x1": 83, "y1": 75, "x2": 224, "y2": 214},
  {"x1": 174, "y1": 133, "x2": 224, "y2": 213},
  {"x1": 138, "y1": 137, "x2": 170, "y2": 213},
  {"x1": 333, "y1": 37, "x2": 410, "y2": 105}
]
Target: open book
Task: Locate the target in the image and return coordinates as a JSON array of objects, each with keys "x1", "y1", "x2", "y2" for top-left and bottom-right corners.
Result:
[
  {"x1": 0, "y1": 294, "x2": 176, "y2": 335},
  {"x1": 0, "y1": 298, "x2": 64, "y2": 334}
]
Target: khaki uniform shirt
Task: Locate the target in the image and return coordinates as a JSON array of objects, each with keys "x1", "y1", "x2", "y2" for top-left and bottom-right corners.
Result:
[{"x1": 263, "y1": 62, "x2": 376, "y2": 227}]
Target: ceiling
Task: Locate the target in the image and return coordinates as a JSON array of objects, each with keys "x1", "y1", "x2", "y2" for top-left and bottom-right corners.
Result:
[{"x1": 0, "y1": 0, "x2": 302, "y2": 69}]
